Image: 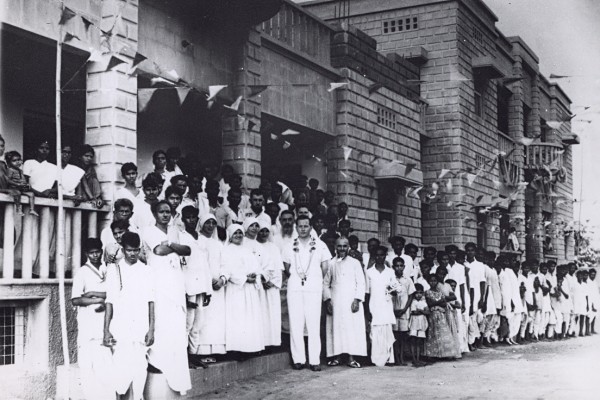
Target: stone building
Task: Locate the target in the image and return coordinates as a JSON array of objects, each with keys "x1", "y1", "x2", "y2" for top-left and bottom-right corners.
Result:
[{"x1": 0, "y1": 0, "x2": 577, "y2": 398}]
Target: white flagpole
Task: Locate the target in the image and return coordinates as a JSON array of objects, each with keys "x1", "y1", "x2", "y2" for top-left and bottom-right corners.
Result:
[{"x1": 55, "y1": 9, "x2": 70, "y2": 398}]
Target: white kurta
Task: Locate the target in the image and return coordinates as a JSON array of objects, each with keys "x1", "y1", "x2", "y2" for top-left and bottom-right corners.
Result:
[
  {"x1": 189, "y1": 234, "x2": 226, "y2": 355},
  {"x1": 23, "y1": 159, "x2": 57, "y2": 192},
  {"x1": 223, "y1": 242, "x2": 265, "y2": 352},
  {"x1": 257, "y1": 241, "x2": 283, "y2": 346},
  {"x1": 323, "y1": 256, "x2": 367, "y2": 357},
  {"x1": 143, "y1": 226, "x2": 191, "y2": 395},
  {"x1": 365, "y1": 266, "x2": 397, "y2": 326},
  {"x1": 179, "y1": 230, "x2": 214, "y2": 296},
  {"x1": 105, "y1": 259, "x2": 154, "y2": 399}
]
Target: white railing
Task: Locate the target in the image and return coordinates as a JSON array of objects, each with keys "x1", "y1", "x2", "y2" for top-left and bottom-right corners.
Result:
[
  {"x1": 524, "y1": 143, "x2": 564, "y2": 169},
  {"x1": 0, "y1": 193, "x2": 109, "y2": 280}
]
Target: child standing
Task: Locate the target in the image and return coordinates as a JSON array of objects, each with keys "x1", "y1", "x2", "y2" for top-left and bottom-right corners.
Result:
[
  {"x1": 391, "y1": 256, "x2": 415, "y2": 366},
  {"x1": 103, "y1": 232, "x2": 155, "y2": 400},
  {"x1": 4, "y1": 151, "x2": 38, "y2": 216},
  {"x1": 71, "y1": 238, "x2": 113, "y2": 400},
  {"x1": 409, "y1": 284, "x2": 430, "y2": 367}
]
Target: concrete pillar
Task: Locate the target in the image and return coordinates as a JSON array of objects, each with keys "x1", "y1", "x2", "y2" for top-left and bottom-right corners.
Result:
[
  {"x1": 221, "y1": 28, "x2": 262, "y2": 190},
  {"x1": 85, "y1": 0, "x2": 138, "y2": 201}
]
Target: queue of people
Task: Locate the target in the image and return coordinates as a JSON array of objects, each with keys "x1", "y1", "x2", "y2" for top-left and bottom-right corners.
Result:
[{"x1": 20, "y1": 141, "x2": 594, "y2": 400}]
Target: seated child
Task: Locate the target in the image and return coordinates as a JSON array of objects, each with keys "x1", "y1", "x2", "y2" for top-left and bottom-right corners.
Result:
[
  {"x1": 409, "y1": 284, "x2": 430, "y2": 367},
  {"x1": 5, "y1": 151, "x2": 38, "y2": 216}
]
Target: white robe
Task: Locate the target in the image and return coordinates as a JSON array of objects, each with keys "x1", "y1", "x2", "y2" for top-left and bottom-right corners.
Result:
[
  {"x1": 224, "y1": 242, "x2": 265, "y2": 352},
  {"x1": 324, "y1": 256, "x2": 367, "y2": 357},
  {"x1": 257, "y1": 241, "x2": 283, "y2": 346}
]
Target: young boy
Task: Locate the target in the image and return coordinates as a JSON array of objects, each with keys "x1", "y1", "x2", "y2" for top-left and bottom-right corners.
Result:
[
  {"x1": 71, "y1": 238, "x2": 112, "y2": 400},
  {"x1": 103, "y1": 232, "x2": 155, "y2": 400},
  {"x1": 391, "y1": 257, "x2": 415, "y2": 366},
  {"x1": 4, "y1": 150, "x2": 38, "y2": 216}
]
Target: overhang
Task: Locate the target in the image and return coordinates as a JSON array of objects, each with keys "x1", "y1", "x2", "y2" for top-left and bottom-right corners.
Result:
[
  {"x1": 374, "y1": 161, "x2": 423, "y2": 186},
  {"x1": 474, "y1": 195, "x2": 511, "y2": 210},
  {"x1": 473, "y1": 56, "x2": 505, "y2": 80},
  {"x1": 562, "y1": 133, "x2": 580, "y2": 145}
]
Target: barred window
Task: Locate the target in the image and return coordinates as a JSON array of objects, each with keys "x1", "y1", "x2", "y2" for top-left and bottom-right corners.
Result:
[
  {"x1": 472, "y1": 26, "x2": 484, "y2": 44},
  {"x1": 0, "y1": 306, "x2": 25, "y2": 366},
  {"x1": 377, "y1": 107, "x2": 397, "y2": 131}
]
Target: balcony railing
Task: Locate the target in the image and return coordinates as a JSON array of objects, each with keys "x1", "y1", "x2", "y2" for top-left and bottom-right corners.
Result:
[
  {"x1": 260, "y1": 0, "x2": 332, "y2": 64},
  {"x1": 498, "y1": 130, "x2": 517, "y2": 162},
  {"x1": 524, "y1": 143, "x2": 564, "y2": 169},
  {"x1": 0, "y1": 194, "x2": 109, "y2": 281}
]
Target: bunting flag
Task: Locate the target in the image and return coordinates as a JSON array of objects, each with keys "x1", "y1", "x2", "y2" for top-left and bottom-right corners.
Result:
[
  {"x1": 59, "y1": 6, "x2": 77, "y2": 25},
  {"x1": 340, "y1": 171, "x2": 349, "y2": 179},
  {"x1": 312, "y1": 155, "x2": 322, "y2": 162},
  {"x1": 446, "y1": 179, "x2": 453, "y2": 191},
  {"x1": 549, "y1": 74, "x2": 570, "y2": 79},
  {"x1": 87, "y1": 49, "x2": 104, "y2": 63},
  {"x1": 207, "y1": 100, "x2": 215, "y2": 109},
  {"x1": 270, "y1": 133, "x2": 278, "y2": 140},
  {"x1": 175, "y1": 87, "x2": 190, "y2": 105},
  {"x1": 181, "y1": 39, "x2": 192, "y2": 48},
  {"x1": 438, "y1": 169, "x2": 451, "y2": 180},
  {"x1": 247, "y1": 121, "x2": 257, "y2": 132},
  {"x1": 207, "y1": 85, "x2": 227, "y2": 101},
  {"x1": 520, "y1": 137, "x2": 534, "y2": 146},
  {"x1": 281, "y1": 129, "x2": 300, "y2": 136},
  {"x1": 106, "y1": 55, "x2": 127, "y2": 71},
  {"x1": 492, "y1": 179, "x2": 501, "y2": 189},
  {"x1": 223, "y1": 96, "x2": 243, "y2": 111},
  {"x1": 342, "y1": 146, "x2": 352, "y2": 161},
  {"x1": 466, "y1": 173, "x2": 477, "y2": 186},
  {"x1": 405, "y1": 163, "x2": 416, "y2": 176},
  {"x1": 81, "y1": 16, "x2": 93, "y2": 31},
  {"x1": 63, "y1": 32, "x2": 79, "y2": 42},
  {"x1": 282, "y1": 141, "x2": 291, "y2": 149},
  {"x1": 248, "y1": 85, "x2": 269, "y2": 98},
  {"x1": 412, "y1": 186, "x2": 423, "y2": 198},
  {"x1": 150, "y1": 77, "x2": 175, "y2": 86},
  {"x1": 546, "y1": 121, "x2": 563, "y2": 130},
  {"x1": 132, "y1": 52, "x2": 147, "y2": 69},
  {"x1": 328, "y1": 82, "x2": 348, "y2": 92},
  {"x1": 138, "y1": 88, "x2": 156, "y2": 112},
  {"x1": 166, "y1": 69, "x2": 180, "y2": 81},
  {"x1": 368, "y1": 82, "x2": 383, "y2": 94}
]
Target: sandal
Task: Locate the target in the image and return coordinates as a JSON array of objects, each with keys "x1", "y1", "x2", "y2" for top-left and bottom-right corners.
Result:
[
  {"x1": 327, "y1": 359, "x2": 340, "y2": 366},
  {"x1": 347, "y1": 360, "x2": 361, "y2": 368},
  {"x1": 200, "y1": 357, "x2": 217, "y2": 364}
]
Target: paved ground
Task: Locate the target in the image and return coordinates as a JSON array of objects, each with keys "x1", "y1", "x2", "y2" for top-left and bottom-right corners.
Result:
[{"x1": 198, "y1": 334, "x2": 600, "y2": 400}]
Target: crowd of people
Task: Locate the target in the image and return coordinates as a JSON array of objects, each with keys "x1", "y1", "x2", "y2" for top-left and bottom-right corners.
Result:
[{"x1": 6, "y1": 139, "x2": 597, "y2": 400}]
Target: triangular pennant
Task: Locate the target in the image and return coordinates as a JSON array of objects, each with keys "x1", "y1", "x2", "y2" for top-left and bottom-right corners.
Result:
[
  {"x1": 342, "y1": 146, "x2": 352, "y2": 161},
  {"x1": 207, "y1": 85, "x2": 227, "y2": 101},
  {"x1": 281, "y1": 129, "x2": 300, "y2": 136},
  {"x1": 446, "y1": 179, "x2": 453, "y2": 191},
  {"x1": 466, "y1": 173, "x2": 477, "y2": 186},
  {"x1": 368, "y1": 83, "x2": 383, "y2": 94},
  {"x1": 405, "y1": 163, "x2": 416, "y2": 176},
  {"x1": 328, "y1": 82, "x2": 348, "y2": 92},
  {"x1": 270, "y1": 133, "x2": 278, "y2": 140},
  {"x1": 438, "y1": 169, "x2": 451, "y2": 180},
  {"x1": 248, "y1": 85, "x2": 269, "y2": 98},
  {"x1": 87, "y1": 49, "x2": 104, "y2": 63},
  {"x1": 412, "y1": 186, "x2": 423, "y2": 198},
  {"x1": 223, "y1": 96, "x2": 243, "y2": 111},
  {"x1": 59, "y1": 7, "x2": 77, "y2": 25},
  {"x1": 63, "y1": 32, "x2": 79, "y2": 42},
  {"x1": 519, "y1": 137, "x2": 534, "y2": 146},
  {"x1": 138, "y1": 88, "x2": 157, "y2": 112},
  {"x1": 81, "y1": 16, "x2": 93, "y2": 31},
  {"x1": 492, "y1": 179, "x2": 501, "y2": 189},
  {"x1": 549, "y1": 74, "x2": 570, "y2": 79},
  {"x1": 546, "y1": 121, "x2": 563, "y2": 130},
  {"x1": 166, "y1": 69, "x2": 180, "y2": 81},
  {"x1": 340, "y1": 171, "x2": 349, "y2": 179},
  {"x1": 282, "y1": 141, "x2": 291, "y2": 150},
  {"x1": 431, "y1": 182, "x2": 439, "y2": 193},
  {"x1": 150, "y1": 77, "x2": 175, "y2": 86},
  {"x1": 106, "y1": 56, "x2": 127, "y2": 71},
  {"x1": 248, "y1": 121, "x2": 257, "y2": 132},
  {"x1": 175, "y1": 87, "x2": 190, "y2": 105},
  {"x1": 132, "y1": 52, "x2": 147, "y2": 68}
]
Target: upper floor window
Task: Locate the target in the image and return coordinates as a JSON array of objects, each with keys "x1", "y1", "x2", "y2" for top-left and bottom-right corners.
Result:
[
  {"x1": 472, "y1": 26, "x2": 484, "y2": 44},
  {"x1": 377, "y1": 106, "x2": 397, "y2": 131},
  {"x1": 383, "y1": 16, "x2": 418, "y2": 34},
  {"x1": 0, "y1": 305, "x2": 25, "y2": 366}
]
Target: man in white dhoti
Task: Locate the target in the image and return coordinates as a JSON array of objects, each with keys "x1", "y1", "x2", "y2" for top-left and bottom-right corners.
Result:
[
  {"x1": 103, "y1": 232, "x2": 155, "y2": 400},
  {"x1": 464, "y1": 243, "x2": 486, "y2": 350},
  {"x1": 282, "y1": 215, "x2": 332, "y2": 371},
  {"x1": 72, "y1": 238, "x2": 113, "y2": 400},
  {"x1": 324, "y1": 238, "x2": 366, "y2": 368}
]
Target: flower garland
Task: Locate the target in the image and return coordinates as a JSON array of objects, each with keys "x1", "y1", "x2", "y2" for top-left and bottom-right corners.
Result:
[{"x1": 293, "y1": 236, "x2": 317, "y2": 286}]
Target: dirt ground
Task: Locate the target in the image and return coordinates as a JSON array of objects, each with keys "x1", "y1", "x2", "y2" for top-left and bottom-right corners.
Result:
[{"x1": 197, "y1": 334, "x2": 600, "y2": 400}]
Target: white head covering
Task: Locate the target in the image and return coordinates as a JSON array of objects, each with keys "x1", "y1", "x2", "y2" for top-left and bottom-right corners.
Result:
[
  {"x1": 226, "y1": 223, "x2": 245, "y2": 245},
  {"x1": 198, "y1": 212, "x2": 219, "y2": 240},
  {"x1": 257, "y1": 219, "x2": 273, "y2": 243},
  {"x1": 243, "y1": 216, "x2": 260, "y2": 232}
]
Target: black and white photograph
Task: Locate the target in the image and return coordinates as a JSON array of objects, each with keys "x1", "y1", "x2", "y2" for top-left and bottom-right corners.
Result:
[{"x1": 0, "y1": 0, "x2": 599, "y2": 399}]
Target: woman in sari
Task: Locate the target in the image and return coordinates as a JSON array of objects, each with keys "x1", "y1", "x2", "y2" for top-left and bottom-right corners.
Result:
[{"x1": 424, "y1": 273, "x2": 461, "y2": 360}]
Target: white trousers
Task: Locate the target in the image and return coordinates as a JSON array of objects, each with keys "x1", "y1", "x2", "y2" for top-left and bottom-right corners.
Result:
[{"x1": 287, "y1": 290, "x2": 322, "y2": 365}]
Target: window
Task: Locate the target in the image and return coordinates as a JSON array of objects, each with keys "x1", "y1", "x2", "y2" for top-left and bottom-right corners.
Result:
[
  {"x1": 476, "y1": 212, "x2": 487, "y2": 248},
  {"x1": 0, "y1": 306, "x2": 25, "y2": 366},
  {"x1": 496, "y1": 84, "x2": 511, "y2": 135},
  {"x1": 474, "y1": 76, "x2": 487, "y2": 118},
  {"x1": 472, "y1": 26, "x2": 483, "y2": 44},
  {"x1": 474, "y1": 90, "x2": 483, "y2": 117},
  {"x1": 377, "y1": 182, "x2": 397, "y2": 243},
  {"x1": 382, "y1": 16, "x2": 418, "y2": 34},
  {"x1": 377, "y1": 106, "x2": 397, "y2": 131}
]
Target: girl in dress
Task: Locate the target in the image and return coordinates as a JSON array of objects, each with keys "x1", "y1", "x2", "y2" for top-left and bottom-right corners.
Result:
[{"x1": 409, "y1": 284, "x2": 430, "y2": 367}]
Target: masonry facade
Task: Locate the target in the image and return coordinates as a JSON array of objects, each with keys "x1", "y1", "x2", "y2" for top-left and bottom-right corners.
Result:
[{"x1": 0, "y1": 0, "x2": 577, "y2": 398}]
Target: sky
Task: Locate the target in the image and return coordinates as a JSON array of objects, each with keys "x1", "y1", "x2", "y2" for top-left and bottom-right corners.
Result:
[
  {"x1": 297, "y1": 0, "x2": 600, "y2": 248},
  {"x1": 484, "y1": 0, "x2": 600, "y2": 247}
]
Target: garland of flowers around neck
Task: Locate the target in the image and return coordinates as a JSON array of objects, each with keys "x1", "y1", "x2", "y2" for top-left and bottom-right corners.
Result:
[{"x1": 293, "y1": 237, "x2": 317, "y2": 286}]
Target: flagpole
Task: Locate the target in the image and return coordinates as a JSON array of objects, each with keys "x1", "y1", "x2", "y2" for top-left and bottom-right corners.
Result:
[{"x1": 55, "y1": 10, "x2": 70, "y2": 398}]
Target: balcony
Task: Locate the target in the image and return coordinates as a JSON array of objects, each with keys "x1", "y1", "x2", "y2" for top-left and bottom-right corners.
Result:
[
  {"x1": 0, "y1": 194, "x2": 109, "y2": 281},
  {"x1": 260, "y1": 0, "x2": 332, "y2": 64},
  {"x1": 524, "y1": 142, "x2": 564, "y2": 170},
  {"x1": 498, "y1": 130, "x2": 517, "y2": 162}
]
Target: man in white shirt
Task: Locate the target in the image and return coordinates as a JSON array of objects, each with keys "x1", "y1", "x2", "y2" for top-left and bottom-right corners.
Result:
[
  {"x1": 238, "y1": 189, "x2": 271, "y2": 227},
  {"x1": 282, "y1": 215, "x2": 332, "y2": 371},
  {"x1": 386, "y1": 236, "x2": 414, "y2": 280},
  {"x1": 464, "y1": 243, "x2": 487, "y2": 350}
]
